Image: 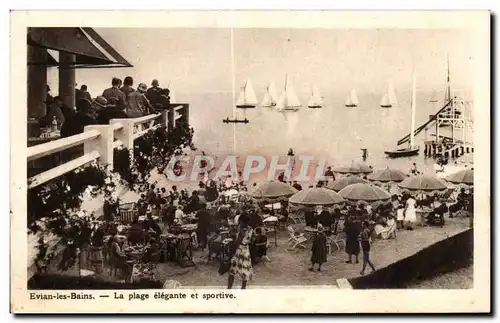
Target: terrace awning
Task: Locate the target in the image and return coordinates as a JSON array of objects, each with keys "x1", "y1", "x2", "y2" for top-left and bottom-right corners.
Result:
[{"x1": 27, "y1": 27, "x2": 133, "y2": 68}]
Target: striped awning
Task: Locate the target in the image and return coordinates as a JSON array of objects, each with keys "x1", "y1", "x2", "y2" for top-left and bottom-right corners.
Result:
[{"x1": 27, "y1": 27, "x2": 133, "y2": 68}]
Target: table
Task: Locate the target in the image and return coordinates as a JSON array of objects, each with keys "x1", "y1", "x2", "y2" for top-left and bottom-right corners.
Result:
[{"x1": 28, "y1": 134, "x2": 61, "y2": 146}]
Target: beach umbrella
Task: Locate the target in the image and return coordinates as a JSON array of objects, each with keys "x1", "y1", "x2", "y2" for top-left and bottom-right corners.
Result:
[
  {"x1": 398, "y1": 174, "x2": 448, "y2": 195},
  {"x1": 367, "y1": 167, "x2": 407, "y2": 193},
  {"x1": 339, "y1": 183, "x2": 391, "y2": 203},
  {"x1": 333, "y1": 162, "x2": 373, "y2": 175},
  {"x1": 446, "y1": 168, "x2": 474, "y2": 187},
  {"x1": 326, "y1": 176, "x2": 369, "y2": 192},
  {"x1": 367, "y1": 167, "x2": 407, "y2": 183},
  {"x1": 250, "y1": 181, "x2": 297, "y2": 199},
  {"x1": 289, "y1": 187, "x2": 345, "y2": 206}
]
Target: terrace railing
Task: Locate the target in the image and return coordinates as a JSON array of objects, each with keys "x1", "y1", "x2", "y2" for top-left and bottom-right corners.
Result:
[{"x1": 27, "y1": 104, "x2": 188, "y2": 189}]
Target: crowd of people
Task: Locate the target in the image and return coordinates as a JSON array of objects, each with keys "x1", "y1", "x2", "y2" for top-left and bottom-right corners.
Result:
[
  {"x1": 38, "y1": 77, "x2": 172, "y2": 138},
  {"x1": 87, "y1": 175, "x2": 282, "y2": 288},
  {"x1": 63, "y1": 151, "x2": 474, "y2": 288}
]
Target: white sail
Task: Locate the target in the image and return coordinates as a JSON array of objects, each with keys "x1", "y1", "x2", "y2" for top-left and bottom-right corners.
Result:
[
  {"x1": 283, "y1": 75, "x2": 301, "y2": 110},
  {"x1": 244, "y1": 79, "x2": 258, "y2": 105},
  {"x1": 262, "y1": 81, "x2": 278, "y2": 107},
  {"x1": 347, "y1": 89, "x2": 359, "y2": 106},
  {"x1": 236, "y1": 88, "x2": 246, "y2": 106},
  {"x1": 410, "y1": 71, "x2": 417, "y2": 149},
  {"x1": 236, "y1": 79, "x2": 258, "y2": 107},
  {"x1": 388, "y1": 80, "x2": 397, "y2": 105},
  {"x1": 308, "y1": 85, "x2": 323, "y2": 107},
  {"x1": 380, "y1": 93, "x2": 391, "y2": 107},
  {"x1": 261, "y1": 89, "x2": 273, "y2": 107}
]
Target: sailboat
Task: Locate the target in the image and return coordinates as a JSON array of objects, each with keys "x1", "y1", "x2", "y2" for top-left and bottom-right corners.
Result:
[
  {"x1": 278, "y1": 74, "x2": 301, "y2": 112},
  {"x1": 307, "y1": 85, "x2": 323, "y2": 109},
  {"x1": 384, "y1": 71, "x2": 420, "y2": 158},
  {"x1": 261, "y1": 81, "x2": 278, "y2": 107},
  {"x1": 235, "y1": 79, "x2": 259, "y2": 109},
  {"x1": 222, "y1": 27, "x2": 249, "y2": 124},
  {"x1": 380, "y1": 80, "x2": 397, "y2": 108},
  {"x1": 345, "y1": 89, "x2": 359, "y2": 107}
]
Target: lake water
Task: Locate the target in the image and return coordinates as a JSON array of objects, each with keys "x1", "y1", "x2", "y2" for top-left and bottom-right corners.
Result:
[{"x1": 185, "y1": 89, "x2": 473, "y2": 176}]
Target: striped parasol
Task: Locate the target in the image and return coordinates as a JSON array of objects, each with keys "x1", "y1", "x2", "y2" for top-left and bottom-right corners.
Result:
[
  {"x1": 446, "y1": 168, "x2": 474, "y2": 187},
  {"x1": 339, "y1": 183, "x2": 391, "y2": 202},
  {"x1": 289, "y1": 187, "x2": 345, "y2": 206},
  {"x1": 250, "y1": 181, "x2": 297, "y2": 199},
  {"x1": 326, "y1": 176, "x2": 369, "y2": 192},
  {"x1": 398, "y1": 174, "x2": 448, "y2": 195}
]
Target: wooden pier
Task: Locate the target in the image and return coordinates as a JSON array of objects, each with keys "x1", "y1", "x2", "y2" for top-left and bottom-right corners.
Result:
[{"x1": 424, "y1": 140, "x2": 474, "y2": 159}]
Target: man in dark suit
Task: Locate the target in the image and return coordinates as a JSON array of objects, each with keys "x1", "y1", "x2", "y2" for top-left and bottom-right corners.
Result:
[{"x1": 102, "y1": 77, "x2": 127, "y2": 110}]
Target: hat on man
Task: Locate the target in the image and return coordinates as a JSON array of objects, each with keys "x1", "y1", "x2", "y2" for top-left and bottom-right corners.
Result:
[
  {"x1": 93, "y1": 96, "x2": 108, "y2": 108},
  {"x1": 151, "y1": 79, "x2": 159, "y2": 87},
  {"x1": 138, "y1": 83, "x2": 148, "y2": 92}
]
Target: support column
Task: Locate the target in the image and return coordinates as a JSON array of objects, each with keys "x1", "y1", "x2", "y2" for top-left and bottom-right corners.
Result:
[
  {"x1": 59, "y1": 53, "x2": 76, "y2": 109},
  {"x1": 27, "y1": 45, "x2": 48, "y2": 119}
]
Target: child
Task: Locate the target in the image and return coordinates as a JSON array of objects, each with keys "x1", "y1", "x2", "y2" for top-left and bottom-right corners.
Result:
[
  {"x1": 360, "y1": 221, "x2": 376, "y2": 275},
  {"x1": 251, "y1": 227, "x2": 269, "y2": 264}
]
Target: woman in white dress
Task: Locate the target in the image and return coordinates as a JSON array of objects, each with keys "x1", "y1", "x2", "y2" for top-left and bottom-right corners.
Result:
[{"x1": 404, "y1": 196, "x2": 417, "y2": 230}]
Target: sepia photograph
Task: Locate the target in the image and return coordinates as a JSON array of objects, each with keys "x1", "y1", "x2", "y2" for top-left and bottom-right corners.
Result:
[{"x1": 11, "y1": 10, "x2": 490, "y2": 313}]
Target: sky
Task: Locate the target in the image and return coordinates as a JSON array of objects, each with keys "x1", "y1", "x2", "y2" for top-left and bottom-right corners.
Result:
[{"x1": 47, "y1": 28, "x2": 475, "y2": 97}]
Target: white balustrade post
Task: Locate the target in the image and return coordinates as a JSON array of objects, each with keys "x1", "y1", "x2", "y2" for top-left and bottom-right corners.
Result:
[
  {"x1": 83, "y1": 125, "x2": 114, "y2": 169},
  {"x1": 161, "y1": 109, "x2": 169, "y2": 130},
  {"x1": 110, "y1": 119, "x2": 135, "y2": 158}
]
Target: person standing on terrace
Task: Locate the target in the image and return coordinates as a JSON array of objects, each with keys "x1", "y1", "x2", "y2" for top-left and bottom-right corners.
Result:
[
  {"x1": 120, "y1": 76, "x2": 135, "y2": 99},
  {"x1": 102, "y1": 77, "x2": 126, "y2": 105},
  {"x1": 147, "y1": 79, "x2": 163, "y2": 107},
  {"x1": 159, "y1": 88, "x2": 171, "y2": 110},
  {"x1": 128, "y1": 83, "x2": 153, "y2": 117},
  {"x1": 76, "y1": 84, "x2": 92, "y2": 102}
]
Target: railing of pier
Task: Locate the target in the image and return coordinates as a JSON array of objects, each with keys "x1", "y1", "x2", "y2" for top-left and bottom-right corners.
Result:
[{"x1": 27, "y1": 104, "x2": 188, "y2": 189}]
